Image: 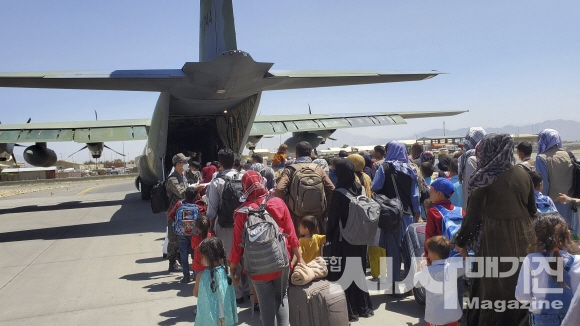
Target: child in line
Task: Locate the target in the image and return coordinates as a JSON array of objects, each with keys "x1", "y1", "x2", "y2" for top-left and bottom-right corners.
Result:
[
  {"x1": 516, "y1": 213, "x2": 580, "y2": 324},
  {"x1": 528, "y1": 171, "x2": 558, "y2": 213},
  {"x1": 191, "y1": 215, "x2": 214, "y2": 277},
  {"x1": 168, "y1": 187, "x2": 198, "y2": 283},
  {"x1": 272, "y1": 144, "x2": 288, "y2": 170},
  {"x1": 424, "y1": 178, "x2": 461, "y2": 258},
  {"x1": 414, "y1": 236, "x2": 464, "y2": 326},
  {"x1": 193, "y1": 237, "x2": 238, "y2": 326},
  {"x1": 296, "y1": 215, "x2": 326, "y2": 264}
]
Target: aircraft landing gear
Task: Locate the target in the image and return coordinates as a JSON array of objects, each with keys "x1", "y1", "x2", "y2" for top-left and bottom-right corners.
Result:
[{"x1": 140, "y1": 180, "x2": 152, "y2": 200}]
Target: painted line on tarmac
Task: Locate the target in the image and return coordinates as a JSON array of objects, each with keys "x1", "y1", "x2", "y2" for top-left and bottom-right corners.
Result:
[{"x1": 76, "y1": 183, "x2": 121, "y2": 195}]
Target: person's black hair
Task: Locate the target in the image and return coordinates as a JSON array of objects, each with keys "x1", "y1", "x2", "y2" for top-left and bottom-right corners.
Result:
[
  {"x1": 300, "y1": 215, "x2": 319, "y2": 235},
  {"x1": 188, "y1": 160, "x2": 201, "y2": 170},
  {"x1": 211, "y1": 161, "x2": 220, "y2": 168},
  {"x1": 330, "y1": 157, "x2": 341, "y2": 167},
  {"x1": 338, "y1": 150, "x2": 348, "y2": 158},
  {"x1": 374, "y1": 145, "x2": 386, "y2": 157},
  {"x1": 198, "y1": 237, "x2": 232, "y2": 292},
  {"x1": 251, "y1": 153, "x2": 263, "y2": 163},
  {"x1": 528, "y1": 170, "x2": 544, "y2": 188},
  {"x1": 426, "y1": 236, "x2": 451, "y2": 260},
  {"x1": 185, "y1": 187, "x2": 198, "y2": 201},
  {"x1": 195, "y1": 215, "x2": 210, "y2": 240},
  {"x1": 217, "y1": 148, "x2": 234, "y2": 169},
  {"x1": 449, "y1": 159, "x2": 459, "y2": 174},
  {"x1": 420, "y1": 162, "x2": 434, "y2": 178},
  {"x1": 517, "y1": 141, "x2": 533, "y2": 157},
  {"x1": 234, "y1": 153, "x2": 242, "y2": 168},
  {"x1": 296, "y1": 141, "x2": 313, "y2": 158},
  {"x1": 411, "y1": 143, "x2": 424, "y2": 157}
]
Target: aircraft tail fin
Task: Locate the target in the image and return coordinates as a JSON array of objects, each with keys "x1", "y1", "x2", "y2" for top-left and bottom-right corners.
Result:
[{"x1": 199, "y1": 0, "x2": 237, "y2": 62}]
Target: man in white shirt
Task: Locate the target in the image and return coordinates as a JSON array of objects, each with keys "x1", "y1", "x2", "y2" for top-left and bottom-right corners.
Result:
[{"x1": 202, "y1": 148, "x2": 249, "y2": 303}]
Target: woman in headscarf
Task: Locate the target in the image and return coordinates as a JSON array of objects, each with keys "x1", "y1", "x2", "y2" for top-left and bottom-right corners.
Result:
[
  {"x1": 458, "y1": 127, "x2": 486, "y2": 209},
  {"x1": 419, "y1": 151, "x2": 435, "y2": 165},
  {"x1": 346, "y1": 154, "x2": 373, "y2": 198},
  {"x1": 201, "y1": 163, "x2": 217, "y2": 184},
  {"x1": 250, "y1": 163, "x2": 276, "y2": 190},
  {"x1": 312, "y1": 158, "x2": 330, "y2": 174},
  {"x1": 326, "y1": 160, "x2": 374, "y2": 322},
  {"x1": 229, "y1": 171, "x2": 304, "y2": 326},
  {"x1": 454, "y1": 133, "x2": 537, "y2": 326},
  {"x1": 534, "y1": 129, "x2": 578, "y2": 232},
  {"x1": 371, "y1": 141, "x2": 421, "y2": 292},
  {"x1": 362, "y1": 154, "x2": 375, "y2": 180}
]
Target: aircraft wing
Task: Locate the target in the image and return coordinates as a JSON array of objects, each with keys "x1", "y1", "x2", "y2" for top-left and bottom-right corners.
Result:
[
  {"x1": 0, "y1": 70, "x2": 184, "y2": 91},
  {"x1": 250, "y1": 110, "x2": 466, "y2": 135},
  {"x1": 261, "y1": 70, "x2": 441, "y2": 91},
  {"x1": 0, "y1": 119, "x2": 150, "y2": 143}
]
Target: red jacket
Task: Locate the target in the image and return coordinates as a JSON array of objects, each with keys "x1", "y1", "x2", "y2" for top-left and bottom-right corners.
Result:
[
  {"x1": 424, "y1": 200, "x2": 454, "y2": 256},
  {"x1": 229, "y1": 196, "x2": 300, "y2": 282},
  {"x1": 191, "y1": 232, "x2": 215, "y2": 272}
]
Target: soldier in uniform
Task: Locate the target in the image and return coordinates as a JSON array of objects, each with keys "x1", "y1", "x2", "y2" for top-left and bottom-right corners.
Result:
[{"x1": 166, "y1": 153, "x2": 188, "y2": 272}]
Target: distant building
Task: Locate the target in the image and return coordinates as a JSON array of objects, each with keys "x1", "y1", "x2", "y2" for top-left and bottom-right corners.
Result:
[
  {"x1": 0, "y1": 167, "x2": 57, "y2": 182},
  {"x1": 55, "y1": 160, "x2": 83, "y2": 170}
]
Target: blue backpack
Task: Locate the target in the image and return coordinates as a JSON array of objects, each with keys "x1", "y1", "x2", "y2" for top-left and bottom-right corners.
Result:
[
  {"x1": 434, "y1": 205, "x2": 463, "y2": 241},
  {"x1": 173, "y1": 201, "x2": 199, "y2": 236}
]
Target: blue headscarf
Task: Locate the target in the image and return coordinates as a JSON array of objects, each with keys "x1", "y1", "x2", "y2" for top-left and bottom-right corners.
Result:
[
  {"x1": 385, "y1": 141, "x2": 417, "y2": 179},
  {"x1": 458, "y1": 127, "x2": 487, "y2": 183},
  {"x1": 537, "y1": 129, "x2": 562, "y2": 155}
]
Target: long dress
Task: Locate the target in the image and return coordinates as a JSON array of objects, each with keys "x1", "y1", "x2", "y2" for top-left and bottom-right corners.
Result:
[
  {"x1": 195, "y1": 266, "x2": 238, "y2": 326},
  {"x1": 326, "y1": 188, "x2": 374, "y2": 319},
  {"x1": 455, "y1": 167, "x2": 537, "y2": 326}
]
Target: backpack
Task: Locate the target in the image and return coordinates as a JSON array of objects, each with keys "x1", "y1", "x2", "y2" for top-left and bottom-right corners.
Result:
[
  {"x1": 433, "y1": 205, "x2": 463, "y2": 241},
  {"x1": 287, "y1": 163, "x2": 326, "y2": 217},
  {"x1": 173, "y1": 201, "x2": 199, "y2": 236},
  {"x1": 238, "y1": 198, "x2": 289, "y2": 276},
  {"x1": 373, "y1": 174, "x2": 404, "y2": 234},
  {"x1": 151, "y1": 180, "x2": 169, "y2": 214},
  {"x1": 337, "y1": 188, "x2": 381, "y2": 245},
  {"x1": 216, "y1": 173, "x2": 243, "y2": 228}
]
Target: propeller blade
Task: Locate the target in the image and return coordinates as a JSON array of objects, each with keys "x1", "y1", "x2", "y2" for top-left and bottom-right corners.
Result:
[
  {"x1": 95, "y1": 110, "x2": 98, "y2": 121},
  {"x1": 262, "y1": 136, "x2": 274, "y2": 139},
  {"x1": 26, "y1": 118, "x2": 31, "y2": 123},
  {"x1": 328, "y1": 137, "x2": 337, "y2": 141},
  {"x1": 104, "y1": 145, "x2": 125, "y2": 156},
  {"x1": 68, "y1": 145, "x2": 88, "y2": 158},
  {"x1": 308, "y1": 104, "x2": 311, "y2": 115},
  {"x1": 14, "y1": 143, "x2": 26, "y2": 147},
  {"x1": 11, "y1": 152, "x2": 17, "y2": 166}
]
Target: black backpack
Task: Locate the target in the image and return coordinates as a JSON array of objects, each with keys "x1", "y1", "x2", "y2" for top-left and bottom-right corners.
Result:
[
  {"x1": 151, "y1": 180, "x2": 169, "y2": 214},
  {"x1": 373, "y1": 173, "x2": 403, "y2": 234},
  {"x1": 217, "y1": 173, "x2": 243, "y2": 228},
  {"x1": 568, "y1": 152, "x2": 580, "y2": 199}
]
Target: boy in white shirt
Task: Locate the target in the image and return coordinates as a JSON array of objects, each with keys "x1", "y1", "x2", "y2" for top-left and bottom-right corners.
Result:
[{"x1": 414, "y1": 236, "x2": 464, "y2": 326}]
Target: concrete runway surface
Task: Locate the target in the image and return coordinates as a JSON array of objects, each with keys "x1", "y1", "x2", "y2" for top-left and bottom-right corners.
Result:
[{"x1": 0, "y1": 179, "x2": 425, "y2": 325}]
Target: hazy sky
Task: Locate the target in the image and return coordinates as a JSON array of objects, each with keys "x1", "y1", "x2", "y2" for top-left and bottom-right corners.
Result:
[{"x1": 1, "y1": 1, "x2": 579, "y2": 160}]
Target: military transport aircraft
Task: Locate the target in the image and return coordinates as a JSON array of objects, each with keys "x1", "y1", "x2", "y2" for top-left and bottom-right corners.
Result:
[{"x1": 0, "y1": 0, "x2": 465, "y2": 199}]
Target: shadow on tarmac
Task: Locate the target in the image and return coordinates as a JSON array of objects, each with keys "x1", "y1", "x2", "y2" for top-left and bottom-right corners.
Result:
[
  {"x1": 135, "y1": 257, "x2": 165, "y2": 264},
  {"x1": 0, "y1": 193, "x2": 162, "y2": 243},
  {"x1": 158, "y1": 306, "x2": 194, "y2": 326},
  {"x1": 372, "y1": 294, "x2": 426, "y2": 325}
]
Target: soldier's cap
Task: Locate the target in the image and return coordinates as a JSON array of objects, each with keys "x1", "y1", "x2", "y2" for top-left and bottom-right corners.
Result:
[{"x1": 172, "y1": 153, "x2": 188, "y2": 165}]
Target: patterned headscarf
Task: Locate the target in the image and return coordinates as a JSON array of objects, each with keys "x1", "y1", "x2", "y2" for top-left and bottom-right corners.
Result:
[
  {"x1": 420, "y1": 151, "x2": 435, "y2": 165},
  {"x1": 312, "y1": 158, "x2": 330, "y2": 173},
  {"x1": 458, "y1": 127, "x2": 487, "y2": 183},
  {"x1": 468, "y1": 133, "x2": 515, "y2": 194},
  {"x1": 240, "y1": 170, "x2": 267, "y2": 203},
  {"x1": 537, "y1": 129, "x2": 562, "y2": 155},
  {"x1": 384, "y1": 141, "x2": 417, "y2": 179}
]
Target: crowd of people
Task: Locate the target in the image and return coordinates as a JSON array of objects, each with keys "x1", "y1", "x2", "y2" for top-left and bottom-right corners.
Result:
[{"x1": 160, "y1": 127, "x2": 580, "y2": 326}]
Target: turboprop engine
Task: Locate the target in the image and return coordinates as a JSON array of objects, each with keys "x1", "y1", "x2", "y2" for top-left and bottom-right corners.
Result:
[{"x1": 23, "y1": 143, "x2": 57, "y2": 167}]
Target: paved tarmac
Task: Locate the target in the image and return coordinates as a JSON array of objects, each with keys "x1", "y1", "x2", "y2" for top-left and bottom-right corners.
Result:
[{"x1": 0, "y1": 179, "x2": 425, "y2": 325}]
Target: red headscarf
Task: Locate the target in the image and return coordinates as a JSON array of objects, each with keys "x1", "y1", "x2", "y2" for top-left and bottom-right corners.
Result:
[
  {"x1": 201, "y1": 165, "x2": 217, "y2": 183},
  {"x1": 241, "y1": 170, "x2": 268, "y2": 203}
]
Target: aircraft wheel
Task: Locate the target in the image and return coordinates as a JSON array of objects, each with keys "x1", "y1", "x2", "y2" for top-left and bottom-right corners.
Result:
[{"x1": 140, "y1": 181, "x2": 152, "y2": 200}]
